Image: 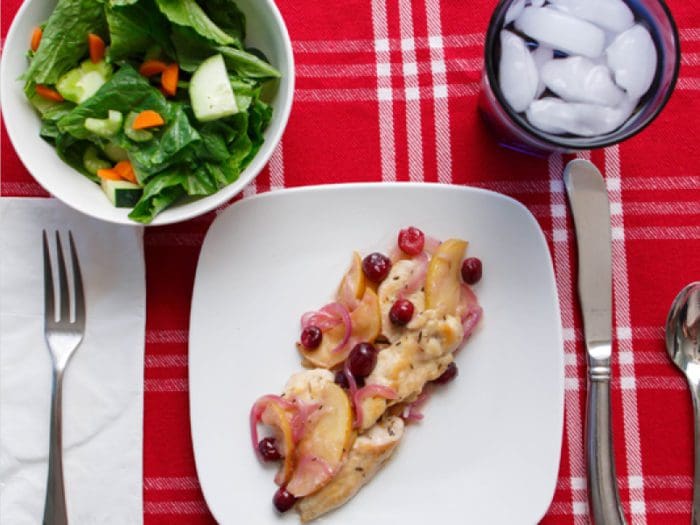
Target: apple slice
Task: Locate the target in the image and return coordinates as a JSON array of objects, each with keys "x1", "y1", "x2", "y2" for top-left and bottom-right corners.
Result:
[
  {"x1": 425, "y1": 239, "x2": 468, "y2": 314},
  {"x1": 286, "y1": 379, "x2": 354, "y2": 497},
  {"x1": 337, "y1": 251, "x2": 365, "y2": 308},
  {"x1": 299, "y1": 288, "x2": 381, "y2": 369},
  {"x1": 260, "y1": 400, "x2": 296, "y2": 486}
]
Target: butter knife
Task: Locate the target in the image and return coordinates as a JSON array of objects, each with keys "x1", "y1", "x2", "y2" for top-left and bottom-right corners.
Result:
[{"x1": 564, "y1": 159, "x2": 626, "y2": 525}]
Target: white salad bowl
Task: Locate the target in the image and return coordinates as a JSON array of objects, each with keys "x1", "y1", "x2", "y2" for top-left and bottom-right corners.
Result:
[{"x1": 0, "y1": 0, "x2": 294, "y2": 225}]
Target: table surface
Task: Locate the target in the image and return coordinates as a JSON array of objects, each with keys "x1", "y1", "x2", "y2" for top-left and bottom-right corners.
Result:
[{"x1": 2, "y1": 1, "x2": 700, "y2": 523}]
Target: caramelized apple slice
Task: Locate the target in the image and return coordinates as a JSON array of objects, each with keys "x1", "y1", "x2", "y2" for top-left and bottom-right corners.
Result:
[
  {"x1": 425, "y1": 239, "x2": 468, "y2": 314},
  {"x1": 337, "y1": 252, "x2": 366, "y2": 308},
  {"x1": 260, "y1": 401, "x2": 296, "y2": 486},
  {"x1": 299, "y1": 288, "x2": 381, "y2": 369},
  {"x1": 286, "y1": 378, "x2": 354, "y2": 497}
]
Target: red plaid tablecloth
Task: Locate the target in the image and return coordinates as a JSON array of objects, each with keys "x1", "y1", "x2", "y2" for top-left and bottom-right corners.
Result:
[{"x1": 2, "y1": 0, "x2": 700, "y2": 523}]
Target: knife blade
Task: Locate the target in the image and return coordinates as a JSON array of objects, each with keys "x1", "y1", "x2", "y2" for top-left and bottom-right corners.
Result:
[{"x1": 564, "y1": 159, "x2": 626, "y2": 525}]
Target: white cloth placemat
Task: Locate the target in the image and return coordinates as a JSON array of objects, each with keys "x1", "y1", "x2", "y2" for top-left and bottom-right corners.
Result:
[{"x1": 0, "y1": 197, "x2": 145, "y2": 524}]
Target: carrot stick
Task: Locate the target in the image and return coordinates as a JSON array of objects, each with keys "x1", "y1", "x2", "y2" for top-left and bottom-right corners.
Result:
[
  {"x1": 30, "y1": 27, "x2": 42, "y2": 52},
  {"x1": 113, "y1": 160, "x2": 138, "y2": 184},
  {"x1": 96, "y1": 168, "x2": 122, "y2": 181},
  {"x1": 88, "y1": 33, "x2": 105, "y2": 63},
  {"x1": 139, "y1": 59, "x2": 168, "y2": 77},
  {"x1": 35, "y1": 85, "x2": 64, "y2": 102},
  {"x1": 132, "y1": 110, "x2": 165, "y2": 130},
  {"x1": 160, "y1": 63, "x2": 179, "y2": 96}
]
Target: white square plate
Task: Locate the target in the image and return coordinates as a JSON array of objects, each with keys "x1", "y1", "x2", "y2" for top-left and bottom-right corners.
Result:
[{"x1": 189, "y1": 183, "x2": 564, "y2": 524}]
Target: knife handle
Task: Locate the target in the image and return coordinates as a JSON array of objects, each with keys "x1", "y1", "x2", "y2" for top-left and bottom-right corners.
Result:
[{"x1": 586, "y1": 365, "x2": 627, "y2": 525}]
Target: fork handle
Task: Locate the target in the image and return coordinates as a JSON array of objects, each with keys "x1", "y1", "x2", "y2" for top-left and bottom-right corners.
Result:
[
  {"x1": 587, "y1": 366, "x2": 626, "y2": 524},
  {"x1": 43, "y1": 367, "x2": 68, "y2": 525}
]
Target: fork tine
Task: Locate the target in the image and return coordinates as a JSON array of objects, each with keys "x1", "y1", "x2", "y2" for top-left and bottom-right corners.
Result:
[
  {"x1": 68, "y1": 232, "x2": 85, "y2": 328},
  {"x1": 55, "y1": 232, "x2": 70, "y2": 323},
  {"x1": 43, "y1": 230, "x2": 55, "y2": 323}
]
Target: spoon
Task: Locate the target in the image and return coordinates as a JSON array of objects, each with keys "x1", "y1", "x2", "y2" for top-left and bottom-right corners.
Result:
[{"x1": 665, "y1": 282, "x2": 700, "y2": 524}]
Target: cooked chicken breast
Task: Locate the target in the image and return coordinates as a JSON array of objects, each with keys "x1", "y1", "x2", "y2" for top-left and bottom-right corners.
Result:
[{"x1": 296, "y1": 416, "x2": 405, "y2": 523}]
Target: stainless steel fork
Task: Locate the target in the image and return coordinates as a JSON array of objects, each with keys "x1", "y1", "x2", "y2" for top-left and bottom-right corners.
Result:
[{"x1": 42, "y1": 231, "x2": 86, "y2": 525}]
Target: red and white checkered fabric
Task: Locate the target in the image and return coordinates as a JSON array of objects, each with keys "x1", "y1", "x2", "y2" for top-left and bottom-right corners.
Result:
[{"x1": 2, "y1": 0, "x2": 700, "y2": 523}]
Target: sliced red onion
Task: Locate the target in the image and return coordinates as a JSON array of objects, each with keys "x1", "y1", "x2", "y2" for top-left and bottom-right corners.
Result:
[
  {"x1": 343, "y1": 361, "x2": 361, "y2": 429},
  {"x1": 403, "y1": 387, "x2": 432, "y2": 423},
  {"x1": 249, "y1": 395, "x2": 295, "y2": 460},
  {"x1": 401, "y1": 252, "x2": 429, "y2": 297},
  {"x1": 322, "y1": 303, "x2": 351, "y2": 353},
  {"x1": 424, "y1": 236, "x2": 441, "y2": 255},
  {"x1": 352, "y1": 384, "x2": 399, "y2": 429},
  {"x1": 461, "y1": 306, "x2": 483, "y2": 341},
  {"x1": 290, "y1": 402, "x2": 320, "y2": 444},
  {"x1": 301, "y1": 310, "x2": 340, "y2": 331}
]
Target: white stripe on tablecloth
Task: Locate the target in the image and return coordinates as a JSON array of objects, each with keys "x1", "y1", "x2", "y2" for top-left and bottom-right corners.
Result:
[
  {"x1": 146, "y1": 329, "x2": 188, "y2": 344},
  {"x1": 398, "y1": 0, "x2": 425, "y2": 183},
  {"x1": 144, "y1": 501, "x2": 209, "y2": 514},
  {"x1": 472, "y1": 176, "x2": 700, "y2": 194},
  {"x1": 680, "y1": 28, "x2": 700, "y2": 41},
  {"x1": 549, "y1": 153, "x2": 588, "y2": 523},
  {"x1": 145, "y1": 378, "x2": 188, "y2": 392},
  {"x1": 296, "y1": 57, "x2": 483, "y2": 78},
  {"x1": 145, "y1": 354, "x2": 188, "y2": 368},
  {"x1": 294, "y1": 83, "x2": 480, "y2": 103},
  {"x1": 269, "y1": 141, "x2": 285, "y2": 190},
  {"x1": 372, "y1": 0, "x2": 396, "y2": 182},
  {"x1": 677, "y1": 78, "x2": 700, "y2": 90},
  {"x1": 682, "y1": 52, "x2": 700, "y2": 66},
  {"x1": 625, "y1": 225, "x2": 700, "y2": 240},
  {"x1": 605, "y1": 145, "x2": 646, "y2": 523},
  {"x1": 426, "y1": 0, "x2": 453, "y2": 184},
  {"x1": 144, "y1": 477, "x2": 201, "y2": 490},
  {"x1": 292, "y1": 33, "x2": 486, "y2": 54}
]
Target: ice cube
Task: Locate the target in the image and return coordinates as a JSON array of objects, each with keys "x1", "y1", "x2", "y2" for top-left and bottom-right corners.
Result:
[
  {"x1": 505, "y1": 0, "x2": 526, "y2": 25},
  {"x1": 515, "y1": 7, "x2": 606, "y2": 58},
  {"x1": 526, "y1": 96, "x2": 639, "y2": 136},
  {"x1": 499, "y1": 30, "x2": 539, "y2": 113},
  {"x1": 541, "y1": 56, "x2": 625, "y2": 106},
  {"x1": 606, "y1": 24, "x2": 658, "y2": 98},
  {"x1": 549, "y1": 0, "x2": 635, "y2": 33},
  {"x1": 531, "y1": 46, "x2": 554, "y2": 97}
]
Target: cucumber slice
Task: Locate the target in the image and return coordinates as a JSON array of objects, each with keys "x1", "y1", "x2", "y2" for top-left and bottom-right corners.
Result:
[
  {"x1": 56, "y1": 59, "x2": 112, "y2": 104},
  {"x1": 103, "y1": 142, "x2": 129, "y2": 162},
  {"x1": 83, "y1": 146, "x2": 111, "y2": 175},
  {"x1": 189, "y1": 54, "x2": 238, "y2": 122},
  {"x1": 101, "y1": 179, "x2": 143, "y2": 208},
  {"x1": 124, "y1": 112, "x2": 154, "y2": 142},
  {"x1": 84, "y1": 110, "x2": 123, "y2": 138}
]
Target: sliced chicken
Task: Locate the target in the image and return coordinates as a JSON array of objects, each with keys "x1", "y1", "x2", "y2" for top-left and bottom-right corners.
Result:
[{"x1": 296, "y1": 416, "x2": 405, "y2": 523}]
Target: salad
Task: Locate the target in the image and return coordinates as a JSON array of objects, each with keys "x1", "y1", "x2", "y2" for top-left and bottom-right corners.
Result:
[
  {"x1": 22, "y1": 0, "x2": 280, "y2": 223},
  {"x1": 250, "y1": 227, "x2": 484, "y2": 521}
]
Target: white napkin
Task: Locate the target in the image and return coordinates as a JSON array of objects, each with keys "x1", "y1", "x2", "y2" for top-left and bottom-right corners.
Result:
[{"x1": 0, "y1": 198, "x2": 145, "y2": 524}]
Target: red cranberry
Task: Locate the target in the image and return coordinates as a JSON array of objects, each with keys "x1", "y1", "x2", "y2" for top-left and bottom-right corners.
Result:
[
  {"x1": 273, "y1": 486, "x2": 297, "y2": 513},
  {"x1": 301, "y1": 325, "x2": 322, "y2": 350},
  {"x1": 258, "y1": 437, "x2": 282, "y2": 461},
  {"x1": 362, "y1": 253, "x2": 392, "y2": 283},
  {"x1": 347, "y1": 343, "x2": 378, "y2": 379},
  {"x1": 389, "y1": 299, "x2": 414, "y2": 326},
  {"x1": 398, "y1": 227, "x2": 425, "y2": 256},
  {"x1": 433, "y1": 362, "x2": 458, "y2": 385},
  {"x1": 461, "y1": 257, "x2": 482, "y2": 285},
  {"x1": 334, "y1": 370, "x2": 349, "y2": 389}
]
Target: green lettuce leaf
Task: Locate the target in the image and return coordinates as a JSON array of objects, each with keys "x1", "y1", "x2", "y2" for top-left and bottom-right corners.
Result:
[
  {"x1": 201, "y1": 0, "x2": 245, "y2": 45},
  {"x1": 216, "y1": 46, "x2": 280, "y2": 80},
  {"x1": 106, "y1": 0, "x2": 173, "y2": 60},
  {"x1": 57, "y1": 65, "x2": 170, "y2": 139},
  {"x1": 23, "y1": 0, "x2": 107, "y2": 86},
  {"x1": 154, "y1": 0, "x2": 233, "y2": 45}
]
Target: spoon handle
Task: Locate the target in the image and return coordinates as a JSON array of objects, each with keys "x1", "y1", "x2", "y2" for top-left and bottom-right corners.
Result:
[
  {"x1": 689, "y1": 378, "x2": 700, "y2": 525},
  {"x1": 587, "y1": 364, "x2": 627, "y2": 525}
]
